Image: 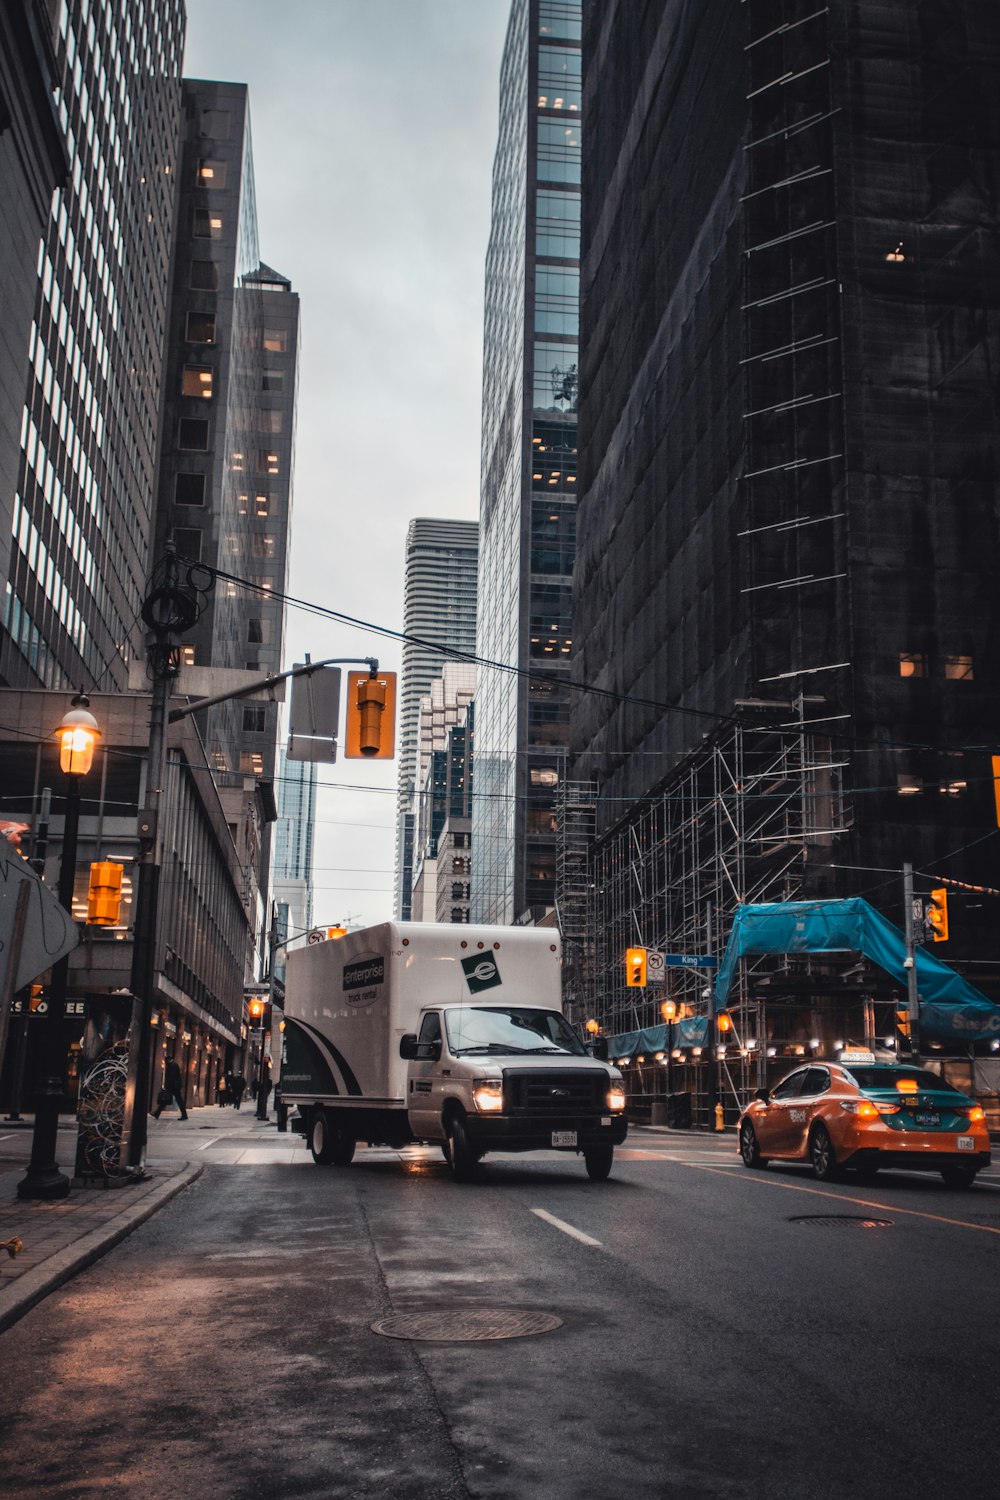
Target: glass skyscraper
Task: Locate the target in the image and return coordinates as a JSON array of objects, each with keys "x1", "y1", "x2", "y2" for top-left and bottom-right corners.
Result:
[
  {"x1": 472, "y1": 0, "x2": 581, "y2": 924},
  {"x1": 395, "y1": 517, "x2": 479, "y2": 920}
]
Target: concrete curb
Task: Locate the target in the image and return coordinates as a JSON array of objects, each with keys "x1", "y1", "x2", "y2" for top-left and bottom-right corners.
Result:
[{"x1": 0, "y1": 1162, "x2": 203, "y2": 1335}]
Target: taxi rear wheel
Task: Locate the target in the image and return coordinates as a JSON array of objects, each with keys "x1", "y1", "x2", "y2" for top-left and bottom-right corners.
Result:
[
  {"x1": 940, "y1": 1165, "x2": 977, "y2": 1189},
  {"x1": 810, "y1": 1123, "x2": 841, "y2": 1181},
  {"x1": 739, "y1": 1121, "x2": 768, "y2": 1169}
]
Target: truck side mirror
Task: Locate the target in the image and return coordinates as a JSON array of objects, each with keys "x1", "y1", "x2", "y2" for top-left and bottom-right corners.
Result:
[
  {"x1": 399, "y1": 1034, "x2": 419, "y2": 1060},
  {"x1": 590, "y1": 1036, "x2": 609, "y2": 1061}
]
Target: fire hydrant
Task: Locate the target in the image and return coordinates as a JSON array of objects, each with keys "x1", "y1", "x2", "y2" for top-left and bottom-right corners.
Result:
[{"x1": 714, "y1": 1102, "x2": 725, "y2": 1132}]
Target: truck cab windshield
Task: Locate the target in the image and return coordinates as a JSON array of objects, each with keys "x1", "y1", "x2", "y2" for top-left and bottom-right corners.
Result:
[{"x1": 445, "y1": 1006, "x2": 588, "y2": 1058}]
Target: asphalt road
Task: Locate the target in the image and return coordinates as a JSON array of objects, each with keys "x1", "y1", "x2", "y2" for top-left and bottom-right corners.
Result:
[{"x1": 2, "y1": 1128, "x2": 999, "y2": 1500}]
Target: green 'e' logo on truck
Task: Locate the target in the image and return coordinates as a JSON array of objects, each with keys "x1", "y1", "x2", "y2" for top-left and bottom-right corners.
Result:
[{"x1": 461, "y1": 953, "x2": 502, "y2": 994}]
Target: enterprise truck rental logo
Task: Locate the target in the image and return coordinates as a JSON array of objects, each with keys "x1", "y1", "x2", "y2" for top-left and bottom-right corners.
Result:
[
  {"x1": 461, "y1": 952, "x2": 502, "y2": 994},
  {"x1": 343, "y1": 955, "x2": 384, "y2": 1006}
]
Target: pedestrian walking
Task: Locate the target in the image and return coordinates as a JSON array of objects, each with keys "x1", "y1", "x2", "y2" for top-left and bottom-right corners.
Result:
[
  {"x1": 230, "y1": 1071, "x2": 246, "y2": 1110},
  {"x1": 152, "y1": 1056, "x2": 188, "y2": 1120}
]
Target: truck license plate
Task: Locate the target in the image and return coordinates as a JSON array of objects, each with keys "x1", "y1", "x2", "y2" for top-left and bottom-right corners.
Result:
[
  {"x1": 957, "y1": 1135, "x2": 975, "y2": 1151},
  {"x1": 551, "y1": 1130, "x2": 577, "y2": 1148}
]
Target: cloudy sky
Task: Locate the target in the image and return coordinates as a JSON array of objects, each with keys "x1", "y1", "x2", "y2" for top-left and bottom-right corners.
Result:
[{"x1": 183, "y1": 1, "x2": 510, "y2": 929}]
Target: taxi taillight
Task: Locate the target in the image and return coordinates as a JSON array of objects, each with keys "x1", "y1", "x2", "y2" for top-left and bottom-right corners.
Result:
[
  {"x1": 965, "y1": 1105, "x2": 986, "y2": 1124},
  {"x1": 841, "y1": 1099, "x2": 895, "y2": 1118}
]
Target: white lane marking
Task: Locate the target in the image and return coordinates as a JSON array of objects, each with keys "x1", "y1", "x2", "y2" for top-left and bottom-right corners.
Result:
[
  {"x1": 198, "y1": 1137, "x2": 218, "y2": 1151},
  {"x1": 0, "y1": 1134, "x2": 16, "y2": 1142},
  {"x1": 530, "y1": 1208, "x2": 603, "y2": 1247}
]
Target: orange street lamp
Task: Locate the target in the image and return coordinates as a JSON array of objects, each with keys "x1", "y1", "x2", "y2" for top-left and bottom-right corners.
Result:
[{"x1": 55, "y1": 696, "x2": 101, "y2": 776}]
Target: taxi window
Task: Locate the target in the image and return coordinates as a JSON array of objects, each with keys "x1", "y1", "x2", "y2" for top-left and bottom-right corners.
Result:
[
  {"x1": 772, "y1": 1071, "x2": 807, "y2": 1100},
  {"x1": 801, "y1": 1067, "x2": 831, "y2": 1096},
  {"x1": 843, "y1": 1066, "x2": 961, "y2": 1096}
]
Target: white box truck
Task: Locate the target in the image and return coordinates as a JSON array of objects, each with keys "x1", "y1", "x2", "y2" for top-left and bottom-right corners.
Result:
[{"x1": 281, "y1": 921, "x2": 627, "y2": 1180}]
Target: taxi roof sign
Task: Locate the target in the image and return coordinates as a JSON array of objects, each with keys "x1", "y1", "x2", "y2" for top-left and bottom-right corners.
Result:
[{"x1": 838, "y1": 1047, "x2": 876, "y2": 1065}]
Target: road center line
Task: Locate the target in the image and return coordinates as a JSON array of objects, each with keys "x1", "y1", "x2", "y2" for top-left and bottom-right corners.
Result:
[
  {"x1": 681, "y1": 1160, "x2": 1000, "y2": 1235},
  {"x1": 530, "y1": 1208, "x2": 603, "y2": 1247}
]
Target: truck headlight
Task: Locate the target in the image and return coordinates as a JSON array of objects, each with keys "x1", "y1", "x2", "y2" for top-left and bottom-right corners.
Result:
[
  {"x1": 473, "y1": 1081, "x2": 504, "y2": 1112},
  {"x1": 608, "y1": 1083, "x2": 626, "y2": 1112}
]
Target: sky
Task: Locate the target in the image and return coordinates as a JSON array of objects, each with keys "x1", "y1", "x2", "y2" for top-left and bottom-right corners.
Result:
[{"x1": 183, "y1": 1, "x2": 510, "y2": 930}]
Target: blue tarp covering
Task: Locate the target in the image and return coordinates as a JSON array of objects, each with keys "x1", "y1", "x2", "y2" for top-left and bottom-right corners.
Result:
[
  {"x1": 606, "y1": 1016, "x2": 710, "y2": 1061},
  {"x1": 714, "y1": 899, "x2": 1000, "y2": 1043}
]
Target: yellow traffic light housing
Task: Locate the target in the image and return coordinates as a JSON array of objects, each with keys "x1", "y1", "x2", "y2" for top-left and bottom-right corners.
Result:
[
  {"x1": 248, "y1": 997, "x2": 266, "y2": 1023},
  {"x1": 625, "y1": 947, "x2": 647, "y2": 987},
  {"x1": 344, "y1": 670, "x2": 397, "y2": 759},
  {"x1": 927, "y1": 888, "x2": 949, "y2": 942},
  {"x1": 88, "y1": 861, "x2": 123, "y2": 926}
]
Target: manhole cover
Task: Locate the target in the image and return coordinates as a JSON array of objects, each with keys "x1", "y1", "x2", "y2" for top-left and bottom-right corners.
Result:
[
  {"x1": 789, "y1": 1215, "x2": 894, "y2": 1229},
  {"x1": 371, "y1": 1308, "x2": 563, "y2": 1342}
]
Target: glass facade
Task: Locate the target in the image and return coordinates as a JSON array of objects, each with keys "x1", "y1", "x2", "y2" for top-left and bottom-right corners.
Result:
[
  {"x1": 472, "y1": 0, "x2": 581, "y2": 924},
  {"x1": 1, "y1": 0, "x2": 185, "y2": 690}
]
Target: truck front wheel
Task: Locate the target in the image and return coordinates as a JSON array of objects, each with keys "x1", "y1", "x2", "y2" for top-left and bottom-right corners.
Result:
[
  {"x1": 445, "y1": 1114, "x2": 478, "y2": 1182},
  {"x1": 584, "y1": 1145, "x2": 614, "y2": 1181}
]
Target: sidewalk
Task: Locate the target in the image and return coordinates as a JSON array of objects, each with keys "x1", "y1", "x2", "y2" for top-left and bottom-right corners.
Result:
[{"x1": 0, "y1": 1104, "x2": 269, "y2": 1333}]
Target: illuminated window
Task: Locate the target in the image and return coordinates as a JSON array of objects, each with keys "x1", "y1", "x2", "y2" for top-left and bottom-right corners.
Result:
[
  {"x1": 899, "y1": 652, "x2": 927, "y2": 678},
  {"x1": 897, "y1": 773, "x2": 923, "y2": 796},
  {"x1": 182, "y1": 364, "x2": 213, "y2": 398},
  {"x1": 262, "y1": 328, "x2": 287, "y2": 353},
  {"x1": 256, "y1": 450, "x2": 279, "y2": 475},
  {"x1": 180, "y1": 645, "x2": 196, "y2": 666},
  {"x1": 193, "y1": 208, "x2": 223, "y2": 240},
  {"x1": 530, "y1": 767, "x2": 559, "y2": 788},
  {"x1": 196, "y1": 158, "x2": 228, "y2": 189},
  {"x1": 945, "y1": 655, "x2": 973, "y2": 680}
]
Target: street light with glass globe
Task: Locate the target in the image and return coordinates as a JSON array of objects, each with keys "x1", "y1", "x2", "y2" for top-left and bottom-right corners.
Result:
[{"x1": 17, "y1": 695, "x2": 101, "y2": 1200}]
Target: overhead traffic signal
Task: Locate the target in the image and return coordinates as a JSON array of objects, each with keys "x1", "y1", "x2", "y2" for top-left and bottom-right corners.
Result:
[
  {"x1": 625, "y1": 947, "x2": 647, "y2": 987},
  {"x1": 344, "y1": 670, "x2": 397, "y2": 759},
  {"x1": 716, "y1": 1011, "x2": 732, "y2": 1034},
  {"x1": 926, "y1": 888, "x2": 949, "y2": 942},
  {"x1": 247, "y1": 996, "x2": 271, "y2": 1026},
  {"x1": 88, "y1": 861, "x2": 123, "y2": 926}
]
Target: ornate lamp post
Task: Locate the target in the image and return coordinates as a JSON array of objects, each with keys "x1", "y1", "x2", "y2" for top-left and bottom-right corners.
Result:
[
  {"x1": 18, "y1": 695, "x2": 101, "y2": 1200},
  {"x1": 661, "y1": 998, "x2": 677, "y2": 1116}
]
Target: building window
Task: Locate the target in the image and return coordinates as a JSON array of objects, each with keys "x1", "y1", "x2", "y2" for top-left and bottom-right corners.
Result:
[
  {"x1": 539, "y1": 2, "x2": 582, "y2": 41},
  {"x1": 899, "y1": 653, "x2": 927, "y2": 678},
  {"x1": 258, "y1": 409, "x2": 282, "y2": 434},
  {"x1": 535, "y1": 191, "x2": 580, "y2": 259},
  {"x1": 897, "y1": 773, "x2": 923, "y2": 796},
  {"x1": 247, "y1": 618, "x2": 265, "y2": 643},
  {"x1": 180, "y1": 645, "x2": 196, "y2": 666},
  {"x1": 537, "y1": 119, "x2": 581, "y2": 183},
  {"x1": 257, "y1": 450, "x2": 280, "y2": 475},
  {"x1": 193, "y1": 208, "x2": 223, "y2": 240},
  {"x1": 251, "y1": 533, "x2": 276, "y2": 559},
  {"x1": 240, "y1": 751, "x2": 264, "y2": 775},
  {"x1": 533, "y1": 341, "x2": 578, "y2": 414},
  {"x1": 242, "y1": 706, "x2": 267, "y2": 733},
  {"x1": 537, "y1": 44, "x2": 582, "y2": 111},
  {"x1": 186, "y1": 311, "x2": 216, "y2": 343},
  {"x1": 535, "y1": 267, "x2": 579, "y2": 335},
  {"x1": 262, "y1": 368, "x2": 284, "y2": 392},
  {"x1": 262, "y1": 328, "x2": 287, "y2": 353},
  {"x1": 178, "y1": 418, "x2": 209, "y2": 450},
  {"x1": 196, "y1": 158, "x2": 228, "y2": 189},
  {"x1": 945, "y1": 655, "x2": 973, "y2": 680},
  {"x1": 175, "y1": 472, "x2": 206, "y2": 506},
  {"x1": 253, "y1": 493, "x2": 271, "y2": 517},
  {"x1": 173, "y1": 527, "x2": 202, "y2": 562},
  {"x1": 530, "y1": 767, "x2": 560, "y2": 788},
  {"x1": 182, "y1": 364, "x2": 214, "y2": 399},
  {"x1": 189, "y1": 259, "x2": 219, "y2": 290},
  {"x1": 201, "y1": 109, "x2": 230, "y2": 138}
]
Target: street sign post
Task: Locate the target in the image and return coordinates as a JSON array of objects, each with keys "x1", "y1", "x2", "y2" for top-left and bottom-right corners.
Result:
[{"x1": 646, "y1": 950, "x2": 665, "y2": 986}]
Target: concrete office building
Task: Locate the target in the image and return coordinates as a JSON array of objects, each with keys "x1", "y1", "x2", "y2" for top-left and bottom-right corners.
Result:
[
  {"x1": 409, "y1": 668, "x2": 476, "y2": 922},
  {"x1": 472, "y1": 0, "x2": 581, "y2": 925},
  {"x1": 272, "y1": 747, "x2": 316, "y2": 945},
  {"x1": 572, "y1": 2, "x2": 1000, "y2": 1095},
  {"x1": 395, "y1": 518, "x2": 479, "y2": 920},
  {"x1": 1, "y1": 0, "x2": 184, "y2": 690}
]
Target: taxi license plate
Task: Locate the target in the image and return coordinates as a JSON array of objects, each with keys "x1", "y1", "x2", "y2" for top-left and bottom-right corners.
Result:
[
  {"x1": 957, "y1": 1135, "x2": 975, "y2": 1151},
  {"x1": 914, "y1": 1111, "x2": 940, "y2": 1126},
  {"x1": 552, "y1": 1130, "x2": 577, "y2": 1148}
]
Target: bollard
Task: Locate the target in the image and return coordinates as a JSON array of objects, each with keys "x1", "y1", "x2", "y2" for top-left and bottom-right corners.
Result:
[{"x1": 714, "y1": 1101, "x2": 725, "y2": 1132}]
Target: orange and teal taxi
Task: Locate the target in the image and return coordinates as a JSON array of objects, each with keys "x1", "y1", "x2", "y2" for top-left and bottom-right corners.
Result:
[{"x1": 737, "y1": 1050, "x2": 991, "y2": 1187}]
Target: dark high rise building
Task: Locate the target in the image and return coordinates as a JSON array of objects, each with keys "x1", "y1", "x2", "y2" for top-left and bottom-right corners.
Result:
[
  {"x1": 1, "y1": 0, "x2": 185, "y2": 690},
  {"x1": 573, "y1": 2, "x2": 1000, "y2": 1068},
  {"x1": 472, "y1": 0, "x2": 581, "y2": 925},
  {"x1": 0, "y1": 0, "x2": 67, "y2": 605},
  {"x1": 154, "y1": 80, "x2": 297, "y2": 791}
]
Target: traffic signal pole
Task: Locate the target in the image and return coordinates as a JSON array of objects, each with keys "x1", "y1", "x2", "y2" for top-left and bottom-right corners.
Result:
[{"x1": 903, "y1": 862, "x2": 921, "y2": 1061}]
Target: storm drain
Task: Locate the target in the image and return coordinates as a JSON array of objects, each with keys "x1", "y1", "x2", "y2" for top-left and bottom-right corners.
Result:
[
  {"x1": 371, "y1": 1308, "x2": 563, "y2": 1342},
  {"x1": 789, "y1": 1215, "x2": 894, "y2": 1229}
]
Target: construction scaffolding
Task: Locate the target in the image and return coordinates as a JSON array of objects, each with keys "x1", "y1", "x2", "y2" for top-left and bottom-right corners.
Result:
[{"x1": 558, "y1": 711, "x2": 849, "y2": 1124}]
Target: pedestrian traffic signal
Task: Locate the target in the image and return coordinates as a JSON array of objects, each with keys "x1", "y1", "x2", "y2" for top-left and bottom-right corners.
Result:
[
  {"x1": 926, "y1": 888, "x2": 949, "y2": 942},
  {"x1": 344, "y1": 670, "x2": 397, "y2": 759},
  {"x1": 625, "y1": 948, "x2": 647, "y2": 987},
  {"x1": 87, "y1": 861, "x2": 123, "y2": 926}
]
